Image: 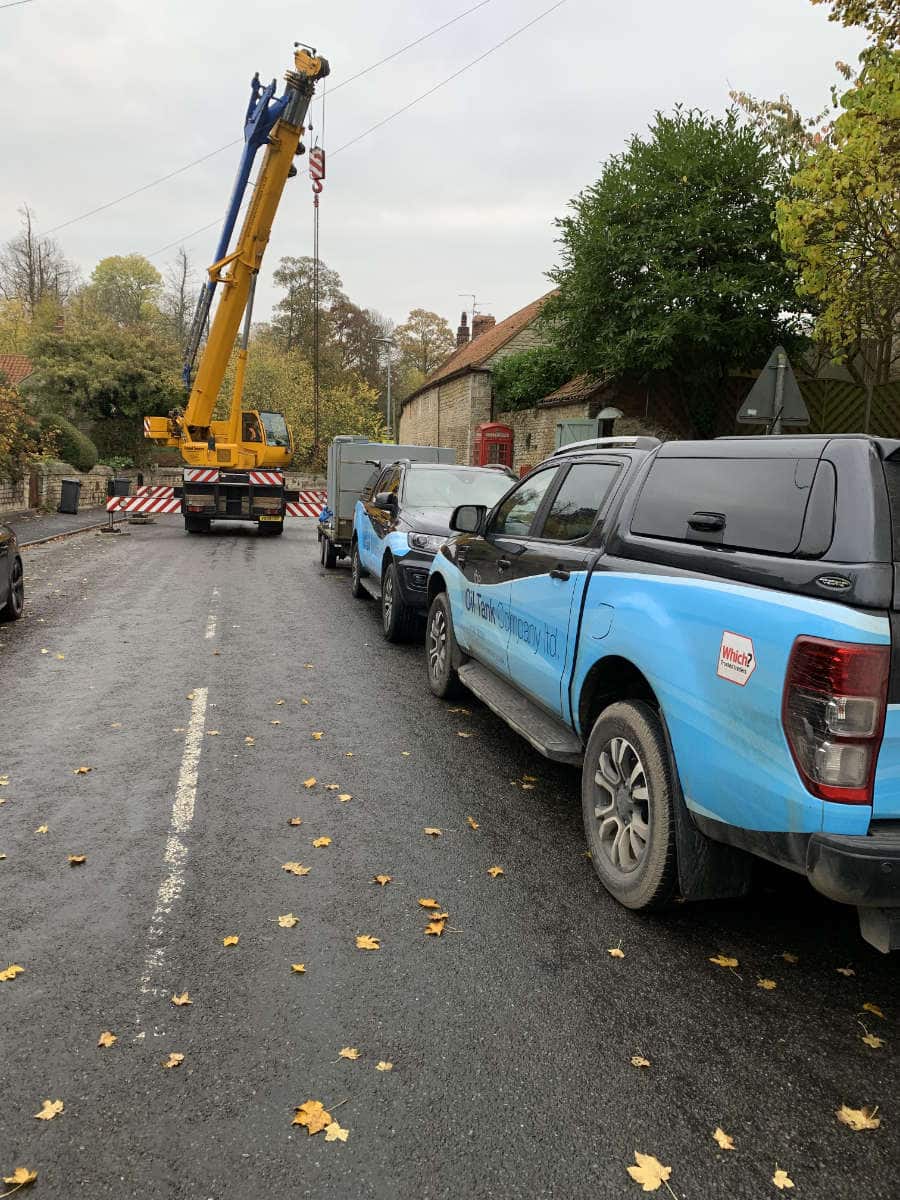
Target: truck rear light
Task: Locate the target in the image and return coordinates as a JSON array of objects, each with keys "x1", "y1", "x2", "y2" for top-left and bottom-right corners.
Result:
[{"x1": 782, "y1": 637, "x2": 889, "y2": 804}]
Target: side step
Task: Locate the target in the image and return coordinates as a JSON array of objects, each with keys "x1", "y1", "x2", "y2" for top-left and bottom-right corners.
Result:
[
  {"x1": 360, "y1": 576, "x2": 382, "y2": 602},
  {"x1": 457, "y1": 662, "x2": 583, "y2": 765}
]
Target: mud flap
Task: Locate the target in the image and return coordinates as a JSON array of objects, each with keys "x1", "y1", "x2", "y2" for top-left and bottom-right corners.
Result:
[{"x1": 858, "y1": 907, "x2": 900, "y2": 954}]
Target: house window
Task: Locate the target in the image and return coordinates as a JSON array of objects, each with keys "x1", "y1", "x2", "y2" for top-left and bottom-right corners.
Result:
[{"x1": 525, "y1": 432, "x2": 533, "y2": 450}]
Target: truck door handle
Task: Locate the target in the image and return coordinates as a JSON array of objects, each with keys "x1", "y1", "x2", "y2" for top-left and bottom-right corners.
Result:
[
  {"x1": 496, "y1": 558, "x2": 512, "y2": 571},
  {"x1": 549, "y1": 566, "x2": 570, "y2": 581},
  {"x1": 688, "y1": 511, "x2": 726, "y2": 532}
]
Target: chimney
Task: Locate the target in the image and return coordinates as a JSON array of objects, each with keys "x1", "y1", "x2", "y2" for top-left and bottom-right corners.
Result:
[
  {"x1": 471, "y1": 314, "x2": 496, "y2": 341},
  {"x1": 456, "y1": 311, "x2": 469, "y2": 348}
]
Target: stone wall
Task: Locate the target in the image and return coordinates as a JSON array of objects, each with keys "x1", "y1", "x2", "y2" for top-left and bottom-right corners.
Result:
[
  {"x1": 0, "y1": 464, "x2": 114, "y2": 515},
  {"x1": 496, "y1": 400, "x2": 592, "y2": 473},
  {"x1": 0, "y1": 476, "x2": 28, "y2": 512},
  {"x1": 398, "y1": 373, "x2": 492, "y2": 465}
]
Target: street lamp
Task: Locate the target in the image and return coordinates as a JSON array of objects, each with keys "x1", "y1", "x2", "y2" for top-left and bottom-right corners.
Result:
[{"x1": 374, "y1": 336, "x2": 395, "y2": 440}]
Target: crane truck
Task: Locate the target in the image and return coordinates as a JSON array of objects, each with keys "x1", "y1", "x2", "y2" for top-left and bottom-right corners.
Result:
[{"x1": 143, "y1": 45, "x2": 329, "y2": 535}]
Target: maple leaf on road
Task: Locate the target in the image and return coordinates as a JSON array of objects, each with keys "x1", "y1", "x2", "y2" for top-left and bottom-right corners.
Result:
[
  {"x1": 171, "y1": 992, "x2": 192, "y2": 1007},
  {"x1": 68, "y1": 855, "x2": 87, "y2": 866},
  {"x1": 709, "y1": 954, "x2": 738, "y2": 968},
  {"x1": 713, "y1": 1127, "x2": 735, "y2": 1150},
  {"x1": 278, "y1": 914, "x2": 299, "y2": 928},
  {"x1": 339, "y1": 1047, "x2": 360, "y2": 1060},
  {"x1": 292, "y1": 1100, "x2": 331, "y2": 1135},
  {"x1": 0, "y1": 965, "x2": 25, "y2": 982},
  {"x1": 163, "y1": 1053, "x2": 184, "y2": 1069},
  {"x1": 33, "y1": 1100, "x2": 64, "y2": 1121},
  {"x1": 356, "y1": 935, "x2": 380, "y2": 950},
  {"x1": 282, "y1": 862, "x2": 311, "y2": 876},
  {"x1": 324, "y1": 1121, "x2": 349, "y2": 1142},
  {"x1": 291, "y1": 963, "x2": 306, "y2": 973},
  {"x1": 376, "y1": 1061, "x2": 393, "y2": 1071},
  {"x1": 626, "y1": 1151, "x2": 671, "y2": 1192},
  {"x1": 424, "y1": 827, "x2": 442, "y2": 837},
  {"x1": 312, "y1": 837, "x2": 331, "y2": 848},
  {"x1": 466, "y1": 816, "x2": 479, "y2": 830},
  {"x1": 1, "y1": 1167, "x2": 37, "y2": 1188},
  {"x1": 223, "y1": 936, "x2": 239, "y2": 947},
  {"x1": 772, "y1": 1168, "x2": 794, "y2": 1190},
  {"x1": 418, "y1": 899, "x2": 440, "y2": 909},
  {"x1": 487, "y1": 866, "x2": 504, "y2": 878},
  {"x1": 373, "y1": 875, "x2": 392, "y2": 886},
  {"x1": 97, "y1": 1031, "x2": 117, "y2": 1048},
  {"x1": 836, "y1": 1104, "x2": 881, "y2": 1131}
]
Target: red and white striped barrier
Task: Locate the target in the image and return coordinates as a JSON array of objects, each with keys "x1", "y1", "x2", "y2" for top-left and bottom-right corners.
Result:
[
  {"x1": 249, "y1": 469, "x2": 284, "y2": 486},
  {"x1": 107, "y1": 486, "x2": 181, "y2": 514},
  {"x1": 184, "y1": 467, "x2": 219, "y2": 483},
  {"x1": 286, "y1": 490, "x2": 326, "y2": 518}
]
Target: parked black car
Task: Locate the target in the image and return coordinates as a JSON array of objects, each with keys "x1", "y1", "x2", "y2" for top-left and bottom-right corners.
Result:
[{"x1": 0, "y1": 523, "x2": 24, "y2": 621}]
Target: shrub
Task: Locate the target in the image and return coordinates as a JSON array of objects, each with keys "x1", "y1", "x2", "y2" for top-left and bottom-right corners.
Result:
[
  {"x1": 0, "y1": 386, "x2": 52, "y2": 480},
  {"x1": 492, "y1": 346, "x2": 572, "y2": 411},
  {"x1": 38, "y1": 413, "x2": 98, "y2": 472}
]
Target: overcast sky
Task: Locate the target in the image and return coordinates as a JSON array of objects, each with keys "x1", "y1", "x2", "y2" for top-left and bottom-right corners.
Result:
[{"x1": 1, "y1": 0, "x2": 864, "y2": 333}]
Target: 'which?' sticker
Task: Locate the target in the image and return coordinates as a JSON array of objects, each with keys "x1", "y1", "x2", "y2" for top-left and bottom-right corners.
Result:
[{"x1": 717, "y1": 631, "x2": 756, "y2": 686}]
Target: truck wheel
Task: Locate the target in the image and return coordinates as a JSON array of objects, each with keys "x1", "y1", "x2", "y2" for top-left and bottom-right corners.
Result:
[
  {"x1": 350, "y1": 542, "x2": 367, "y2": 599},
  {"x1": 323, "y1": 537, "x2": 337, "y2": 568},
  {"x1": 582, "y1": 701, "x2": 677, "y2": 912},
  {"x1": 185, "y1": 516, "x2": 209, "y2": 534},
  {"x1": 381, "y1": 560, "x2": 413, "y2": 642},
  {"x1": 258, "y1": 520, "x2": 283, "y2": 536},
  {"x1": 425, "y1": 592, "x2": 463, "y2": 699},
  {"x1": 0, "y1": 555, "x2": 24, "y2": 622}
]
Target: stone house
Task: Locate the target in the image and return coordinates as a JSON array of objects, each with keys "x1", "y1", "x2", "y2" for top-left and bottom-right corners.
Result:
[{"x1": 398, "y1": 293, "x2": 554, "y2": 464}]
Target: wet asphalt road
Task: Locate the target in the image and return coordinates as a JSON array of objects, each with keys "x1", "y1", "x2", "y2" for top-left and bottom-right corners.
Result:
[{"x1": 1, "y1": 518, "x2": 897, "y2": 1199}]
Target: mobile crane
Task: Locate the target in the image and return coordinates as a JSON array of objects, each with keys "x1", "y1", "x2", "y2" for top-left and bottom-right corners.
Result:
[{"x1": 144, "y1": 45, "x2": 329, "y2": 535}]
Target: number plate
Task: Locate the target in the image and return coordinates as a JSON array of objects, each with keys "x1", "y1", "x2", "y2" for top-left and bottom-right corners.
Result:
[{"x1": 259, "y1": 515, "x2": 282, "y2": 522}]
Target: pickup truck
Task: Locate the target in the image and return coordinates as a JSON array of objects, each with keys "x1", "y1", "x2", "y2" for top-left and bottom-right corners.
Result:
[{"x1": 424, "y1": 434, "x2": 900, "y2": 952}]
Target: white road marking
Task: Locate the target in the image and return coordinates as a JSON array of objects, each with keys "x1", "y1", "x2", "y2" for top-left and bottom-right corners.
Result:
[
  {"x1": 204, "y1": 614, "x2": 217, "y2": 639},
  {"x1": 135, "y1": 686, "x2": 208, "y2": 1037}
]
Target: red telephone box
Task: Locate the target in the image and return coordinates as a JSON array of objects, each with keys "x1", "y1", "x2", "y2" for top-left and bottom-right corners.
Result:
[{"x1": 473, "y1": 422, "x2": 513, "y2": 467}]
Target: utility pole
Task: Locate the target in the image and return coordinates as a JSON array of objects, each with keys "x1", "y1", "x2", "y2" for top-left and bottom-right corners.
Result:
[
  {"x1": 375, "y1": 336, "x2": 395, "y2": 440},
  {"x1": 771, "y1": 349, "x2": 786, "y2": 435}
]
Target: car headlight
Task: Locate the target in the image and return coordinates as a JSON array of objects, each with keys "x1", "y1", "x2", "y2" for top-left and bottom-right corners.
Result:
[{"x1": 407, "y1": 532, "x2": 444, "y2": 554}]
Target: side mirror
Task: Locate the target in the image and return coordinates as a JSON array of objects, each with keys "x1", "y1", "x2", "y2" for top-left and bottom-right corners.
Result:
[
  {"x1": 374, "y1": 491, "x2": 397, "y2": 510},
  {"x1": 450, "y1": 504, "x2": 486, "y2": 534}
]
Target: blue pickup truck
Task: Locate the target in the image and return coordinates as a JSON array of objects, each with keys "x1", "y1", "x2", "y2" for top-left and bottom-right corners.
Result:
[{"x1": 424, "y1": 434, "x2": 900, "y2": 952}]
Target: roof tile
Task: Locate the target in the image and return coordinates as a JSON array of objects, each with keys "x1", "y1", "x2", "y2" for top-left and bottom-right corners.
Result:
[{"x1": 0, "y1": 354, "x2": 34, "y2": 388}]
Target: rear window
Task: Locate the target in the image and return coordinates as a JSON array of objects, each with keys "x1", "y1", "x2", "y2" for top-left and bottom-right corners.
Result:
[
  {"x1": 884, "y1": 460, "x2": 900, "y2": 561},
  {"x1": 631, "y1": 457, "x2": 819, "y2": 555}
]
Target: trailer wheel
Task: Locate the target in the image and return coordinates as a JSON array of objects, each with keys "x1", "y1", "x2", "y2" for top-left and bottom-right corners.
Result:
[
  {"x1": 323, "y1": 536, "x2": 337, "y2": 568},
  {"x1": 185, "y1": 515, "x2": 209, "y2": 534},
  {"x1": 258, "y1": 520, "x2": 284, "y2": 536}
]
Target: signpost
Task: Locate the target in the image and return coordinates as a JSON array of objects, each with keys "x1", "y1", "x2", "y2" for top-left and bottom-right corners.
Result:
[{"x1": 737, "y1": 347, "x2": 810, "y2": 434}]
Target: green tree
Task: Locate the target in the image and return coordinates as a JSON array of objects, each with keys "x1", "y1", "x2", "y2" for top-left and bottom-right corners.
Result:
[
  {"x1": 270, "y1": 256, "x2": 344, "y2": 355},
  {"x1": 0, "y1": 387, "x2": 55, "y2": 480},
  {"x1": 776, "y1": 39, "x2": 899, "y2": 412},
  {"x1": 0, "y1": 299, "x2": 30, "y2": 354},
  {"x1": 84, "y1": 254, "x2": 163, "y2": 325},
  {"x1": 393, "y1": 309, "x2": 454, "y2": 376},
  {"x1": 546, "y1": 107, "x2": 806, "y2": 436},
  {"x1": 492, "y1": 345, "x2": 572, "y2": 410},
  {"x1": 811, "y1": 0, "x2": 899, "y2": 41}
]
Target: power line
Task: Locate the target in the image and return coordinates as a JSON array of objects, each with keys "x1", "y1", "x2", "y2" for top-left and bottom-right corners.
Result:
[
  {"x1": 43, "y1": 0, "x2": 495, "y2": 237},
  {"x1": 148, "y1": 0, "x2": 568, "y2": 260},
  {"x1": 0, "y1": 1, "x2": 36, "y2": 10}
]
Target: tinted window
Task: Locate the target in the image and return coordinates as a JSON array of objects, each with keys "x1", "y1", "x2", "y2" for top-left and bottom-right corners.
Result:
[
  {"x1": 631, "y1": 457, "x2": 818, "y2": 554},
  {"x1": 490, "y1": 469, "x2": 558, "y2": 537},
  {"x1": 539, "y1": 463, "x2": 620, "y2": 541},
  {"x1": 884, "y1": 460, "x2": 900, "y2": 561}
]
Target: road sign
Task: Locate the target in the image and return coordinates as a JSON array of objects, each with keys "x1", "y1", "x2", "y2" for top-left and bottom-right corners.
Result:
[{"x1": 737, "y1": 346, "x2": 809, "y2": 431}]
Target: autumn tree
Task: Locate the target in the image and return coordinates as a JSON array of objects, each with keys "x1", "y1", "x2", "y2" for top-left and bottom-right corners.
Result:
[
  {"x1": 84, "y1": 254, "x2": 163, "y2": 326},
  {"x1": 162, "y1": 247, "x2": 197, "y2": 343},
  {"x1": 0, "y1": 205, "x2": 75, "y2": 317},
  {"x1": 270, "y1": 255, "x2": 344, "y2": 355},
  {"x1": 393, "y1": 309, "x2": 454, "y2": 376},
  {"x1": 547, "y1": 107, "x2": 805, "y2": 435}
]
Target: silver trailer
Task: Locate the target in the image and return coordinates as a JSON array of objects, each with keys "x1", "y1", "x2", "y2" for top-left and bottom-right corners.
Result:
[{"x1": 318, "y1": 437, "x2": 455, "y2": 568}]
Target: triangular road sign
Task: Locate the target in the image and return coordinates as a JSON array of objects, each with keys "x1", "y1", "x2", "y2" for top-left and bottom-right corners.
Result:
[{"x1": 737, "y1": 347, "x2": 810, "y2": 427}]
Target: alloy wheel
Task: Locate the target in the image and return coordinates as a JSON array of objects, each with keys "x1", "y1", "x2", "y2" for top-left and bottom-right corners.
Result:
[
  {"x1": 428, "y1": 608, "x2": 447, "y2": 680},
  {"x1": 592, "y1": 736, "x2": 650, "y2": 873}
]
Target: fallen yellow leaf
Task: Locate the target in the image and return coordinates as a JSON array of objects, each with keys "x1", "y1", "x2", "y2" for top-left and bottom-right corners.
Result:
[
  {"x1": 626, "y1": 1151, "x2": 671, "y2": 1192},
  {"x1": 425, "y1": 920, "x2": 446, "y2": 937},
  {"x1": 607, "y1": 947, "x2": 625, "y2": 959},
  {"x1": 282, "y1": 862, "x2": 311, "y2": 876},
  {"x1": 424, "y1": 828, "x2": 442, "y2": 837},
  {"x1": 35, "y1": 825, "x2": 48, "y2": 835},
  {"x1": 97, "y1": 1031, "x2": 117, "y2": 1048},
  {"x1": 303, "y1": 777, "x2": 317, "y2": 789},
  {"x1": 346, "y1": 751, "x2": 355, "y2": 757},
  {"x1": 171, "y1": 992, "x2": 192, "y2": 1007},
  {"x1": 356, "y1": 935, "x2": 380, "y2": 950},
  {"x1": 400, "y1": 751, "x2": 410, "y2": 757},
  {"x1": 278, "y1": 913, "x2": 299, "y2": 928},
  {"x1": 836, "y1": 966, "x2": 855, "y2": 977},
  {"x1": 68, "y1": 854, "x2": 87, "y2": 866},
  {"x1": 275, "y1": 699, "x2": 285, "y2": 705},
  {"x1": 288, "y1": 817, "x2": 303, "y2": 826},
  {"x1": 0, "y1": 776, "x2": 8, "y2": 785},
  {"x1": 186, "y1": 691, "x2": 196, "y2": 700},
  {"x1": 292, "y1": 1099, "x2": 331, "y2": 1135},
  {"x1": 448, "y1": 707, "x2": 470, "y2": 715},
  {"x1": 271, "y1": 720, "x2": 281, "y2": 726},
  {"x1": 325, "y1": 784, "x2": 339, "y2": 790},
  {"x1": 324, "y1": 1121, "x2": 349, "y2": 1142},
  {"x1": 207, "y1": 730, "x2": 220, "y2": 736},
  {"x1": 312, "y1": 837, "x2": 331, "y2": 848},
  {"x1": 291, "y1": 963, "x2": 306, "y2": 973},
  {"x1": 163, "y1": 1052, "x2": 184, "y2": 1069},
  {"x1": 781, "y1": 952, "x2": 799, "y2": 963},
  {"x1": 223, "y1": 935, "x2": 239, "y2": 947},
  {"x1": 466, "y1": 816, "x2": 480, "y2": 830},
  {"x1": 339, "y1": 1047, "x2": 360, "y2": 1060},
  {"x1": 110, "y1": 723, "x2": 122, "y2": 730},
  {"x1": 304, "y1": 663, "x2": 315, "y2": 669},
  {"x1": 311, "y1": 732, "x2": 324, "y2": 741},
  {"x1": 836, "y1": 1104, "x2": 881, "y2": 1131},
  {"x1": 522, "y1": 774, "x2": 537, "y2": 783},
  {"x1": 0, "y1": 965, "x2": 25, "y2": 982},
  {"x1": 709, "y1": 954, "x2": 738, "y2": 968},
  {"x1": 713, "y1": 1127, "x2": 735, "y2": 1150},
  {"x1": 301, "y1": 698, "x2": 311, "y2": 705},
  {"x1": 1, "y1": 1167, "x2": 37, "y2": 1188},
  {"x1": 244, "y1": 736, "x2": 255, "y2": 746},
  {"x1": 73, "y1": 766, "x2": 92, "y2": 775},
  {"x1": 521, "y1": 782, "x2": 535, "y2": 790},
  {"x1": 861, "y1": 1032, "x2": 886, "y2": 1049},
  {"x1": 488, "y1": 866, "x2": 504, "y2": 878},
  {"x1": 630, "y1": 1056, "x2": 651, "y2": 1068},
  {"x1": 418, "y1": 898, "x2": 440, "y2": 909},
  {"x1": 863, "y1": 1002, "x2": 885, "y2": 1019},
  {"x1": 33, "y1": 1100, "x2": 63, "y2": 1121},
  {"x1": 757, "y1": 978, "x2": 777, "y2": 990},
  {"x1": 373, "y1": 875, "x2": 392, "y2": 886},
  {"x1": 772, "y1": 1168, "x2": 794, "y2": 1190},
  {"x1": 376, "y1": 1061, "x2": 393, "y2": 1071},
  {"x1": 457, "y1": 730, "x2": 473, "y2": 738},
  {"x1": 338, "y1": 793, "x2": 352, "y2": 803},
  {"x1": 55, "y1": 653, "x2": 65, "y2": 660}
]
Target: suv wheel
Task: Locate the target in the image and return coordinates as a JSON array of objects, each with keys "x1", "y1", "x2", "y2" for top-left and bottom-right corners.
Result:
[
  {"x1": 582, "y1": 701, "x2": 677, "y2": 911},
  {"x1": 350, "y1": 542, "x2": 367, "y2": 599},
  {"x1": 1, "y1": 555, "x2": 24, "y2": 621},
  {"x1": 425, "y1": 592, "x2": 463, "y2": 699},
  {"x1": 381, "y1": 560, "x2": 413, "y2": 642}
]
